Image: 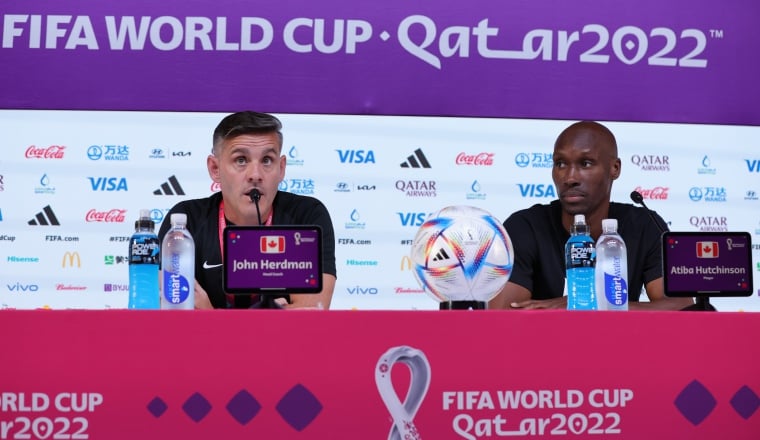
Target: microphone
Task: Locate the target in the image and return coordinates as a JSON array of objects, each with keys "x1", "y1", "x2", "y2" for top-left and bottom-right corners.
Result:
[
  {"x1": 630, "y1": 190, "x2": 667, "y2": 233},
  {"x1": 248, "y1": 188, "x2": 263, "y2": 225}
]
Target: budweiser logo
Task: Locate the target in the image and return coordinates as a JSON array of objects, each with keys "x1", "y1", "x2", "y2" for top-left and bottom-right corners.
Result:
[
  {"x1": 455, "y1": 152, "x2": 494, "y2": 166},
  {"x1": 56, "y1": 284, "x2": 87, "y2": 291},
  {"x1": 634, "y1": 186, "x2": 669, "y2": 200},
  {"x1": 85, "y1": 209, "x2": 127, "y2": 223},
  {"x1": 394, "y1": 287, "x2": 425, "y2": 294},
  {"x1": 25, "y1": 145, "x2": 66, "y2": 159}
]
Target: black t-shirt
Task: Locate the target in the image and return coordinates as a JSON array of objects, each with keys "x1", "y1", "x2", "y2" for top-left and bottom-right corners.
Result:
[
  {"x1": 503, "y1": 200, "x2": 666, "y2": 301},
  {"x1": 158, "y1": 191, "x2": 337, "y2": 308}
]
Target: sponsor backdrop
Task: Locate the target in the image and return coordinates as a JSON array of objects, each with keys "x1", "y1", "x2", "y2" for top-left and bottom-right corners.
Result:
[
  {"x1": 0, "y1": 111, "x2": 758, "y2": 311},
  {"x1": 1, "y1": 0, "x2": 759, "y2": 311}
]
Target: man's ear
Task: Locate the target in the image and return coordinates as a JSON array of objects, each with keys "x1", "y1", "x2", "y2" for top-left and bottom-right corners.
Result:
[
  {"x1": 611, "y1": 158, "x2": 621, "y2": 180},
  {"x1": 207, "y1": 154, "x2": 220, "y2": 182}
]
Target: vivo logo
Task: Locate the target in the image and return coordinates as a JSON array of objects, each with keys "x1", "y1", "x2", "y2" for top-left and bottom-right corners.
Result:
[
  {"x1": 88, "y1": 177, "x2": 128, "y2": 191},
  {"x1": 7, "y1": 283, "x2": 39, "y2": 292},
  {"x1": 347, "y1": 286, "x2": 378, "y2": 295},
  {"x1": 518, "y1": 184, "x2": 556, "y2": 198},
  {"x1": 336, "y1": 149, "x2": 376, "y2": 164},
  {"x1": 398, "y1": 212, "x2": 428, "y2": 227}
]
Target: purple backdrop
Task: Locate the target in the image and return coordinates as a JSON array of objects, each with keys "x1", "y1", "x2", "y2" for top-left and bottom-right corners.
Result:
[{"x1": 1, "y1": 0, "x2": 758, "y2": 125}]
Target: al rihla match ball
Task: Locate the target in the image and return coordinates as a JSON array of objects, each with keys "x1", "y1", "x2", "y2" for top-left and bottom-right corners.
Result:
[{"x1": 410, "y1": 205, "x2": 514, "y2": 303}]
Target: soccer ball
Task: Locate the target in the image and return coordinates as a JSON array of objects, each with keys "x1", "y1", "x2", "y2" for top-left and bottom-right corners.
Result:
[{"x1": 410, "y1": 205, "x2": 514, "y2": 303}]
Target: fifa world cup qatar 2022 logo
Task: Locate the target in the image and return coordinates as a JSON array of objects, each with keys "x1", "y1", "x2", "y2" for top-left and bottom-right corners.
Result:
[{"x1": 375, "y1": 346, "x2": 432, "y2": 440}]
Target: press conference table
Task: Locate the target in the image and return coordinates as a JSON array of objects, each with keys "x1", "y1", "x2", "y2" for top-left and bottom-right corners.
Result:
[{"x1": 1, "y1": 310, "x2": 758, "y2": 439}]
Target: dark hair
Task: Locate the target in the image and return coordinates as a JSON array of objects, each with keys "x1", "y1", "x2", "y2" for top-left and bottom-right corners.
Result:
[{"x1": 212, "y1": 111, "x2": 283, "y2": 154}]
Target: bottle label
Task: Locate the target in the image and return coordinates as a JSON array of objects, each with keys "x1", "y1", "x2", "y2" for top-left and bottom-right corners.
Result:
[
  {"x1": 568, "y1": 242, "x2": 595, "y2": 268},
  {"x1": 602, "y1": 256, "x2": 628, "y2": 306},
  {"x1": 130, "y1": 236, "x2": 159, "y2": 264},
  {"x1": 163, "y1": 270, "x2": 191, "y2": 304}
]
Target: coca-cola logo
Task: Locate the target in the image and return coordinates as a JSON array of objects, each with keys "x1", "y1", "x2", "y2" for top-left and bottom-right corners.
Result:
[
  {"x1": 455, "y1": 152, "x2": 494, "y2": 166},
  {"x1": 634, "y1": 186, "x2": 669, "y2": 200},
  {"x1": 85, "y1": 209, "x2": 127, "y2": 223},
  {"x1": 25, "y1": 145, "x2": 66, "y2": 159}
]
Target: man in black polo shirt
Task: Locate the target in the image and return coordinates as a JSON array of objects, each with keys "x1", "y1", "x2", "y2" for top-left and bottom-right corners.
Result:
[
  {"x1": 158, "y1": 111, "x2": 336, "y2": 309},
  {"x1": 489, "y1": 121, "x2": 693, "y2": 310}
]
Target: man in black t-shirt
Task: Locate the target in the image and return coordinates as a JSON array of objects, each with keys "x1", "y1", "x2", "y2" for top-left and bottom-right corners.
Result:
[
  {"x1": 489, "y1": 121, "x2": 693, "y2": 311},
  {"x1": 158, "y1": 111, "x2": 336, "y2": 309}
]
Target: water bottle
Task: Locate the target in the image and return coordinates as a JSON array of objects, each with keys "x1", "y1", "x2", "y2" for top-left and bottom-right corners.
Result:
[
  {"x1": 595, "y1": 219, "x2": 629, "y2": 311},
  {"x1": 566, "y1": 214, "x2": 597, "y2": 310},
  {"x1": 128, "y1": 209, "x2": 160, "y2": 309},
  {"x1": 161, "y1": 213, "x2": 195, "y2": 310}
]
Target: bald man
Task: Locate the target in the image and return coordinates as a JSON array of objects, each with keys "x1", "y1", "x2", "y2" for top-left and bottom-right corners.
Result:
[{"x1": 489, "y1": 121, "x2": 693, "y2": 310}]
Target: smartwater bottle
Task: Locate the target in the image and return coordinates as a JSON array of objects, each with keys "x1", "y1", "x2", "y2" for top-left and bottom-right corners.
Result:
[
  {"x1": 566, "y1": 214, "x2": 597, "y2": 310},
  {"x1": 128, "y1": 209, "x2": 160, "y2": 309},
  {"x1": 595, "y1": 219, "x2": 629, "y2": 311},
  {"x1": 161, "y1": 213, "x2": 195, "y2": 310}
]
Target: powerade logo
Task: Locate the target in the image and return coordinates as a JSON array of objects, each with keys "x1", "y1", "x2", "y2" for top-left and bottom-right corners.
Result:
[
  {"x1": 518, "y1": 183, "x2": 556, "y2": 198},
  {"x1": 336, "y1": 149, "x2": 376, "y2": 164},
  {"x1": 689, "y1": 187, "x2": 727, "y2": 202},
  {"x1": 87, "y1": 145, "x2": 130, "y2": 161},
  {"x1": 287, "y1": 146, "x2": 304, "y2": 166},
  {"x1": 515, "y1": 152, "x2": 552, "y2": 168},
  {"x1": 279, "y1": 178, "x2": 314, "y2": 195}
]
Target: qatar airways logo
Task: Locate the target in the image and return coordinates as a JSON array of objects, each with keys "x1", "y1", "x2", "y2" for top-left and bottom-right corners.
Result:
[
  {"x1": 25, "y1": 145, "x2": 65, "y2": 159},
  {"x1": 633, "y1": 186, "x2": 669, "y2": 200},
  {"x1": 690, "y1": 216, "x2": 728, "y2": 232},
  {"x1": 86, "y1": 209, "x2": 127, "y2": 223},
  {"x1": 455, "y1": 152, "x2": 494, "y2": 166},
  {"x1": 631, "y1": 155, "x2": 670, "y2": 171}
]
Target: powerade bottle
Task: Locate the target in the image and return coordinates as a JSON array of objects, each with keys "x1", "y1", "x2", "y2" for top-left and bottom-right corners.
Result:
[
  {"x1": 160, "y1": 213, "x2": 195, "y2": 310},
  {"x1": 595, "y1": 219, "x2": 629, "y2": 311},
  {"x1": 128, "y1": 209, "x2": 160, "y2": 309},
  {"x1": 566, "y1": 214, "x2": 597, "y2": 310}
]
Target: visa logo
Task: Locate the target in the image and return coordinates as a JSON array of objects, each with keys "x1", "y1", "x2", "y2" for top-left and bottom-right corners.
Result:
[
  {"x1": 746, "y1": 159, "x2": 760, "y2": 173},
  {"x1": 398, "y1": 212, "x2": 428, "y2": 227},
  {"x1": 7, "y1": 283, "x2": 39, "y2": 292},
  {"x1": 336, "y1": 150, "x2": 376, "y2": 164},
  {"x1": 88, "y1": 177, "x2": 128, "y2": 191},
  {"x1": 347, "y1": 286, "x2": 378, "y2": 294},
  {"x1": 518, "y1": 184, "x2": 556, "y2": 198}
]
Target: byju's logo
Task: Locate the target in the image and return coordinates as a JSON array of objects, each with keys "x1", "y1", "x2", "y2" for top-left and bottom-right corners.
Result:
[
  {"x1": 518, "y1": 183, "x2": 556, "y2": 198},
  {"x1": 689, "y1": 187, "x2": 727, "y2": 202},
  {"x1": 337, "y1": 149, "x2": 376, "y2": 164},
  {"x1": 400, "y1": 149, "x2": 431, "y2": 168},
  {"x1": 153, "y1": 175, "x2": 186, "y2": 195},
  {"x1": 88, "y1": 177, "x2": 128, "y2": 191},
  {"x1": 746, "y1": 159, "x2": 760, "y2": 173},
  {"x1": 87, "y1": 145, "x2": 129, "y2": 161},
  {"x1": 515, "y1": 152, "x2": 552, "y2": 168},
  {"x1": 28, "y1": 205, "x2": 60, "y2": 226}
]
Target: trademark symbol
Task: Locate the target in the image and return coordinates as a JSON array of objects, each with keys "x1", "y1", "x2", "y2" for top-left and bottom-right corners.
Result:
[{"x1": 709, "y1": 29, "x2": 724, "y2": 38}]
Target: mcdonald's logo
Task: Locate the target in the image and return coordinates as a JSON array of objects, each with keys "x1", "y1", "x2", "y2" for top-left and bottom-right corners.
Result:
[
  {"x1": 62, "y1": 251, "x2": 81, "y2": 268},
  {"x1": 400, "y1": 256, "x2": 413, "y2": 271}
]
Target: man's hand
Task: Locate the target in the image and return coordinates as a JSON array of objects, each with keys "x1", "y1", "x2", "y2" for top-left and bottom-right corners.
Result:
[
  {"x1": 194, "y1": 282, "x2": 214, "y2": 310},
  {"x1": 509, "y1": 296, "x2": 568, "y2": 310}
]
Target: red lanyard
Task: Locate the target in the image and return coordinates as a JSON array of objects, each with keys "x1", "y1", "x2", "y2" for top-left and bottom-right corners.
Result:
[{"x1": 217, "y1": 199, "x2": 273, "y2": 255}]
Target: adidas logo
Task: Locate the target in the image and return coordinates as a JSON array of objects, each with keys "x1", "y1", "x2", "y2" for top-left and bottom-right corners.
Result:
[
  {"x1": 28, "y1": 205, "x2": 60, "y2": 225},
  {"x1": 400, "y1": 148, "x2": 431, "y2": 168},
  {"x1": 153, "y1": 175, "x2": 186, "y2": 195},
  {"x1": 432, "y1": 247, "x2": 450, "y2": 262}
]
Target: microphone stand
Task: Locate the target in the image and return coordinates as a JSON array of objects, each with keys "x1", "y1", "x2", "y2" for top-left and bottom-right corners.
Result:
[{"x1": 245, "y1": 188, "x2": 284, "y2": 310}]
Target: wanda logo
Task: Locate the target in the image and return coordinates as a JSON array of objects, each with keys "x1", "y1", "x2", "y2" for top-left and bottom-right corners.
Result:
[
  {"x1": 86, "y1": 209, "x2": 127, "y2": 222},
  {"x1": 634, "y1": 186, "x2": 669, "y2": 200},
  {"x1": 455, "y1": 152, "x2": 494, "y2": 166},
  {"x1": 25, "y1": 145, "x2": 66, "y2": 159}
]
